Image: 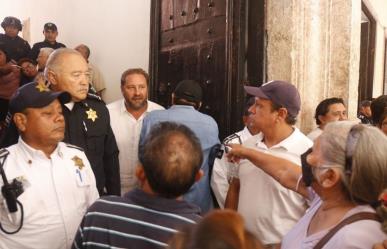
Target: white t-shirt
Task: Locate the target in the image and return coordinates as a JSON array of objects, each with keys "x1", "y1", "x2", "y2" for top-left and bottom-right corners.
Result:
[
  {"x1": 211, "y1": 127, "x2": 253, "y2": 208},
  {"x1": 238, "y1": 128, "x2": 313, "y2": 245},
  {"x1": 307, "y1": 127, "x2": 323, "y2": 141},
  {"x1": 281, "y1": 188, "x2": 386, "y2": 249},
  {"x1": 107, "y1": 99, "x2": 164, "y2": 194}
]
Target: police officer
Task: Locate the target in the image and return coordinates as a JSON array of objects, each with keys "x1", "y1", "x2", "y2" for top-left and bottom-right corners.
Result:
[
  {"x1": 45, "y1": 48, "x2": 120, "y2": 196},
  {"x1": 0, "y1": 16, "x2": 31, "y2": 62},
  {"x1": 29, "y1": 22, "x2": 66, "y2": 61},
  {"x1": 0, "y1": 81, "x2": 99, "y2": 249}
]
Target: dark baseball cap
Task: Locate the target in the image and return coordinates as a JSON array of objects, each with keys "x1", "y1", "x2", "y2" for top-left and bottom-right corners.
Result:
[
  {"x1": 9, "y1": 81, "x2": 71, "y2": 114},
  {"x1": 44, "y1": 22, "x2": 57, "y2": 31},
  {"x1": 244, "y1": 80, "x2": 301, "y2": 117},
  {"x1": 174, "y1": 80, "x2": 203, "y2": 103}
]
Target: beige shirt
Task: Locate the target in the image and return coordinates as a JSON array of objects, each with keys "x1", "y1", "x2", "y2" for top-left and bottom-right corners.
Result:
[
  {"x1": 88, "y1": 62, "x2": 106, "y2": 93},
  {"x1": 107, "y1": 99, "x2": 164, "y2": 194},
  {"x1": 0, "y1": 139, "x2": 99, "y2": 249}
]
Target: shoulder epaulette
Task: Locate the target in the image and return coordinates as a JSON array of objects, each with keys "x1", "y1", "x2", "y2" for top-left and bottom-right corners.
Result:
[
  {"x1": 65, "y1": 144, "x2": 84, "y2": 151},
  {"x1": 87, "y1": 92, "x2": 102, "y2": 102},
  {"x1": 223, "y1": 133, "x2": 241, "y2": 144},
  {"x1": 0, "y1": 148, "x2": 10, "y2": 158}
]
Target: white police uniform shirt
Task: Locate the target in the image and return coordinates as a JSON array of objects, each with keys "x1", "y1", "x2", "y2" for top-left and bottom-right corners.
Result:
[
  {"x1": 211, "y1": 126, "x2": 253, "y2": 208},
  {"x1": 0, "y1": 138, "x2": 99, "y2": 249},
  {"x1": 107, "y1": 99, "x2": 164, "y2": 194},
  {"x1": 237, "y1": 128, "x2": 313, "y2": 245}
]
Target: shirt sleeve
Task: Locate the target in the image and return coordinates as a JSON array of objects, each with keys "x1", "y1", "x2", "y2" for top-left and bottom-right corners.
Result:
[
  {"x1": 103, "y1": 124, "x2": 121, "y2": 196},
  {"x1": 210, "y1": 157, "x2": 230, "y2": 209}
]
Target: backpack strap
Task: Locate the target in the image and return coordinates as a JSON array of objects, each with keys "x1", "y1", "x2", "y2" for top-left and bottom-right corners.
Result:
[{"x1": 313, "y1": 212, "x2": 380, "y2": 249}]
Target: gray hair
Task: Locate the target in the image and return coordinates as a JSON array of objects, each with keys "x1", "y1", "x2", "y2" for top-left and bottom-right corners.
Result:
[
  {"x1": 320, "y1": 121, "x2": 387, "y2": 206},
  {"x1": 44, "y1": 48, "x2": 82, "y2": 80},
  {"x1": 39, "y1": 47, "x2": 54, "y2": 57}
]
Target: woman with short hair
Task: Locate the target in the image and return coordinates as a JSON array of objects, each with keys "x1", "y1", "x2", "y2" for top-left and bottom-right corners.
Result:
[{"x1": 227, "y1": 121, "x2": 387, "y2": 248}]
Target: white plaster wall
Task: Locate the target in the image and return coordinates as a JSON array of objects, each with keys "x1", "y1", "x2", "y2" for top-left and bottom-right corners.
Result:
[{"x1": 0, "y1": 0, "x2": 151, "y2": 103}]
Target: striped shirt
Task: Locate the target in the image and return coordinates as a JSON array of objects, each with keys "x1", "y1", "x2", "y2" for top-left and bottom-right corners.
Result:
[{"x1": 72, "y1": 188, "x2": 201, "y2": 249}]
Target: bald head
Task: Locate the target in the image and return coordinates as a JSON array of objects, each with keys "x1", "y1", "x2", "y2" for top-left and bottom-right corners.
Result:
[
  {"x1": 139, "y1": 122, "x2": 203, "y2": 198},
  {"x1": 45, "y1": 48, "x2": 90, "y2": 102}
]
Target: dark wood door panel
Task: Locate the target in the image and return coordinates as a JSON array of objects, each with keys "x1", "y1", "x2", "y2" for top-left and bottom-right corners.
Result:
[{"x1": 150, "y1": 0, "x2": 265, "y2": 139}]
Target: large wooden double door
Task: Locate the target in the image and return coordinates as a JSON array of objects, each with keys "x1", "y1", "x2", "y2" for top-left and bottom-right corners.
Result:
[{"x1": 149, "y1": 0, "x2": 264, "y2": 139}]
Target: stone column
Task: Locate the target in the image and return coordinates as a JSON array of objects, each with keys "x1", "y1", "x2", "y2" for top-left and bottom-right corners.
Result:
[{"x1": 265, "y1": 0, "x2": 361, "y2": 133}]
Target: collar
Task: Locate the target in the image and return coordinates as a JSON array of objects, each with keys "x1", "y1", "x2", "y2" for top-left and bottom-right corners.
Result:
[
  {"x1": 17, "y1": 137, "x2": 64, "y2": 162},
  {"x1": 255, "y1": 128, "x2": 302, "y2": 152},
  {"x1": 120, "y1": 98, "x2": 154, "y2": 115},
  {"x1": 169, "y1": 105, "x2": 195, "y2": 110},
  {"x1": 64, "y1": 101, "x2": 75, "y2": 111},
  {"x1": 124, "y1": 188, "x2": 201, "y2": 215}
]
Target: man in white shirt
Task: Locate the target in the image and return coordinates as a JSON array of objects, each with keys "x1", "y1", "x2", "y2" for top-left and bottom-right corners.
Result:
[
  {"x1": 307, "y1": 97, "x2": 347, "y2": 141},
  {"x1": 211, "y1": 97, "x2": 260, "y2": 208},
  {"x1": 107, "y1": 68, "x2": 164, "y2": 194},
  {"x1": 226, "y1": 80, "x2": 313, "y2": 248},
  {"x1": 0, "y1": 81, "x2": 99, "y2": 249}
]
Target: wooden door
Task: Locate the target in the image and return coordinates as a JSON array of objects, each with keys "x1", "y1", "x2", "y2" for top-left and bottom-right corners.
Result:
[{"x1": 149, "y1": 0, "x2": 264, "y2": 139}]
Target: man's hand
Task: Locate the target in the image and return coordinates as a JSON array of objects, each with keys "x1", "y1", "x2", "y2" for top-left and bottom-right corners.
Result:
[{"x1": 225, "y1": 144, "x2": 246, "y2": 163}]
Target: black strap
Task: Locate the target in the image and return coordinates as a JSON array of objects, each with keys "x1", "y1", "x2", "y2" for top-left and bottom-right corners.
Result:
[{"x1": 313, "y1": 212, "x2": 380, "y2": 249}]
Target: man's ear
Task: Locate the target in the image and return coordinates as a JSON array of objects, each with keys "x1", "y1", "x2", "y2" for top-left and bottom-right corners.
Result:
[
  {"x1": 196, "y1": 101, "x2": 202, "y2": 110},
  {"x1": 277, "y1": 107, "x2": 288, "y2": 121},
  {"x1": 47, "y1": 70, "x2": 58, "y2": 88},
  {"x1": 13, "y1": 113, "x2": 27, "y2": 132},
  {"x1": 135, "y1": 164, "x2": 146, "y2": 183},
  {"x1": 194, "y1": 169, "x2": 204, "y2": 182}
]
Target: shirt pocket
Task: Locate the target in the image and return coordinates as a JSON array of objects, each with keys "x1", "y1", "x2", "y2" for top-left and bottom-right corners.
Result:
[
  {"x1": 85, "y1": 128, "x2": 105, "y2": 154},
  {"x1": 72, "y1": 168, "x2": 93, "y2": 215}
]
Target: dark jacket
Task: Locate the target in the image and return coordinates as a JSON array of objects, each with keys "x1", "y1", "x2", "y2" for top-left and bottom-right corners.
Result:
[
  {"x1": 62, "y1": 94, "x2": 120, "y2": 196},
  {"x1": 29, "y1": 40, "x2": 66, "y2": 61},
  {"x1": 0, "y1": 34, "x2": 31, "y2": 62}
]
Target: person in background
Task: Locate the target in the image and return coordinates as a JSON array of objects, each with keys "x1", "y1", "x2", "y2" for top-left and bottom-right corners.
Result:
[
  {"x1": 107, "y1": 68, "x2": 164, "y2": 194},
  {"x1": 73, "y1": 122, "x2": 202, "y2": 249},
  {"x1": 371, "y1": 95, "x2": 387, "y2": 135},
  {"x1": 140, "y1": 80, "x2": 220, "y2": 214},
  {"x1": 0, "y1": 16, "x2": 30, "y2": 62},
  {"x1": 18, "y1": 57, "x2": 38, "y2": 85},
  {"x1": 0, "y1": 81, "x2": 99, "y2": 249},
  {"x1": 227, "y1": 121, "x2": 387, "y2": 248},
  {"x1": 169, "y1": 210, "x2": 263, "y2": 249},
  {"x1": 211, "y1": 97, "x2": 259, "y2": 208},
  {"x1": 0, "y1": 46, "x2": 20, "y2": 124},
  {"x1": 74, "y1": 44, "x2": 106, "y2": 97},
  {"x1": 29, "y1": 22, "x2": 66, "y2": 61},
  {"x1": 307, "y1": 97, "x2": 347, "y2": 141},
  {"x1": 45, "y1": 48, "x2": 120, "y2": 196},
  {"x1": 358, "y1": 100, "x2": 373, "y2": 124},
  {"x1": 37, "y1": 47, "x2": 54, "y2": 72}
]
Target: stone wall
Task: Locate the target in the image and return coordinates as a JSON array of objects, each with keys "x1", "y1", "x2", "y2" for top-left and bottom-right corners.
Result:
[{"x1": 266, "y1": 0, "x2": 361, "y2": 133}]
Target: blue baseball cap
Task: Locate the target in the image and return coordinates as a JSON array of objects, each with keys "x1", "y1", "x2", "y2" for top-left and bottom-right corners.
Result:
[
  {"x1": 244, "y1": 80, "x2": 301, "y2": 117},
  {"x1": 9, "y1": 81, "x2": 70, "y2": 114}
]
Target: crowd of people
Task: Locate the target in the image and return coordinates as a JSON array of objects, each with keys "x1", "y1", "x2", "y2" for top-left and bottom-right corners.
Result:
[{"x1": 0, "y1": 15, "x2": 386, "y2": 249}]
